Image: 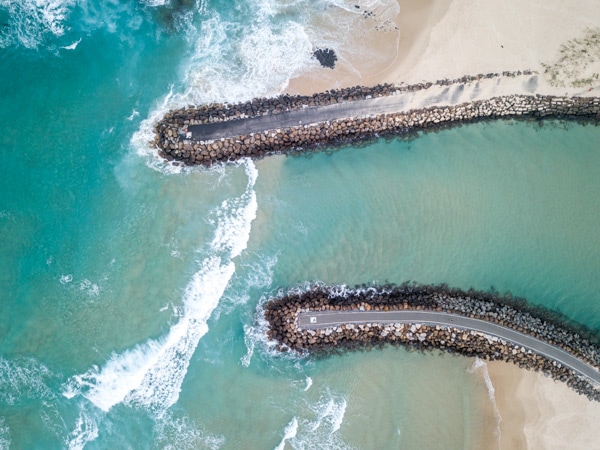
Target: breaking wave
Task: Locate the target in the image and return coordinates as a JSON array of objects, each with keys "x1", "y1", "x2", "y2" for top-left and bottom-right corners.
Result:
[
  {"x1": 63, "y1": 160, "x2": 258, "y2": 417},
  {"x1": 274, "y1": 416, "x2": 298, "y2": 450}
]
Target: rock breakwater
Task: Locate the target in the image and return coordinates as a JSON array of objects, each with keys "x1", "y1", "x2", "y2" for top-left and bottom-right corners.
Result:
[
  {"x1": 153, "y1": 71, "x2": 600, "y2": 166},
  {"x1": 264, "y1": 283, "x2": 600, "y2": 402}
]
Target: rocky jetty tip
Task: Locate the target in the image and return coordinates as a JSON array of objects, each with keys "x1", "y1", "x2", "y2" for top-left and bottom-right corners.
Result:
[{"x1": 263, "y1": 283, "x2": 600, "y2": 402}]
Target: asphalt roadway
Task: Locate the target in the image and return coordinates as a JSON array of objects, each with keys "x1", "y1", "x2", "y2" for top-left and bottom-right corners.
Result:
[
  {"x1": 186, "y1": 75, "x2": 544, "y2": 141},
  {"x1": 187, "y1": 93, "x2": 416, "y2": 141},
  {"x1": 297, "y1": 309, "x2": 600, "y2": 384}
]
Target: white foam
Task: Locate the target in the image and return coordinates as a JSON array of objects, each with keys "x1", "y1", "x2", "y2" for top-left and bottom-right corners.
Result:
[
  {"x1": 0, "y1": 0, "x2": 74, "y2": 49},
  {"x1": 0, "y1": 357, "x2": 55, "y2": 406},
  {"x1": 0, "y1": 417, "x2": 10, "y2": 449},
  {"x1": 309, "y1": 395, "x2": 347, "y2": 435},
  {"x1": 140, "y1": 0, "x2": 169, "y2": 6},
  {"x1": 130, "y1": 2, "x2": 317, "y2": 169},
  {"x1": 60, "y1": 37, "x2": 81, "y2": 50},
  {"x1": 237, "y1": 254, "x2": 278, "y2": 367},
  {"x1": 66, "y1": 410, "x2": 99, "y2": 450},
  {"x1": 274, "y1": 417, "x2": 298, "y2": 450},
  {"x1": 241, "y1": 271, "x2": 312, "y2": 368},
  {"x1": 154, "y1": 412, "x2": 225, "y2": 450},
  {"x1": 469, "y1": 358, "x2": 502, "y2": 446},
  {"x1": 64, "y1": 160, "x2": 258, "y2": 416},
  {"x1": 126, "y1": 109, "x2": 140, "y2": 121},
  {"x1": 285, "y1": 392, "x2": 350, "y2": 449},
  {"x1": 304, "y1": 377, "x2": 313, "y2": 392},
  {"x1": 60, "y1": 274, "x2": 73, "y2": 284},
  {"x1": 79, "y1": 279, "x2": 99, "y2": 298},
  {"x1": 210, "y1": 161, "x2": 258, "y2": 259}
]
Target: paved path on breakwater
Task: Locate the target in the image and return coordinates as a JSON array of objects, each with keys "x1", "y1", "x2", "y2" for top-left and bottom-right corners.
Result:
[
  {"x1": 187, "y1": 93, "x2": 414, "y2": 141},
  {"x1": 298, "y1": 309, "x2": 600, "y2": 384},
  {"x1": 187, "y1": 75, "x2": 544, "y2": 141}
]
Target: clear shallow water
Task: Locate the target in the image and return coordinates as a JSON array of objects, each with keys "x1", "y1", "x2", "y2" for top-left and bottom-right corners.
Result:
[{"x1": 0, "y1": 1, "x2": 599, "y2": 448}]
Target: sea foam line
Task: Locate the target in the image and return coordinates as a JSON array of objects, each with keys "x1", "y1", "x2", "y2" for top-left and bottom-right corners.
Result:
[
  {"x1": 66, "y1": 410, "x2": 99, "y2": 450},
  {"x1": 274, "y1": 417, "x2": 298, "y2": 450},
  {"x1": 470, "y1": 358, "x2": 502, "y2": 447},
  {"x1": 63, "y1": 160, "x2": 258, "y2": 418}
]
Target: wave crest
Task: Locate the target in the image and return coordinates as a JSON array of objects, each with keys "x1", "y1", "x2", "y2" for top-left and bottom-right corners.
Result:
[{"x1": 63, "y1": 160, "x2": 258, "y2": 417}]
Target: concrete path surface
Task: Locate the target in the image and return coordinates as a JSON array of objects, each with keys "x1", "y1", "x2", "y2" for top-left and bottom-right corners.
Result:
[
  {"x1": 188, "y1": 74, "x2": 548, "y2": 141},
  {"x1": 297, "y1": 309, "x2": 600, "y2": 384}
]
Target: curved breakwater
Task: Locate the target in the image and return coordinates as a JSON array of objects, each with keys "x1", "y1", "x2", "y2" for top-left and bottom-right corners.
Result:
[
  {"x1": 263, "y1": 284, "x2": 600, "y2": 402},
  {"x1": 153, "y1": 72, "x2": 600, "y2": 166}
]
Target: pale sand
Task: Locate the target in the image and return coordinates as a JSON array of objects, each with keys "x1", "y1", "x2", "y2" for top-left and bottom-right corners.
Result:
[
  {"x1": 388, "y1": 0, "x2": 600, "y2": 90},
  {"x1": 288, "y1": 0, "x2": 600, "y2": 97},
  {"x1": 484, "y1": 361, "x2": 600, "y2": 449}
]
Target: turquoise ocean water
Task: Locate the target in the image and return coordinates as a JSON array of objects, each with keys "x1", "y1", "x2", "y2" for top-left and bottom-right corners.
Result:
[{"x1": 1, "y1": 1, "x2": 599, "y2": 448}]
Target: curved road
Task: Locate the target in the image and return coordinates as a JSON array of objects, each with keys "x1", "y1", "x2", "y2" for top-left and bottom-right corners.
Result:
[{"x1": 297, "y1": 310, "x2": 600, "y2": 384}]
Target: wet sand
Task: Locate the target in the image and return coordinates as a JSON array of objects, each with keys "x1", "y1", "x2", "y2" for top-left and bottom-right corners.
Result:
[{"x1": 486, "y1": 361, "x2": 600, "y2": 449}]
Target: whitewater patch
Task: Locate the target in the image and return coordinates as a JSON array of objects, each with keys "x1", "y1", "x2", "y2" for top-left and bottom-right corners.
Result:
[
  {"x1": 126, "y1": 109, "x2": 140, "y2": 121},
  {"x1": 130, "y1": 1, "x2": 316, "y2": 172},
  {"x1": 0, "y1": 0, "x2": 74, "y2": 49},
  {"x1": 274, "y1": 417, "x2": 298, "y2": 450},
  {"x1": 65, "y1": 410, "x2": 99, "y2": 450},
  {"x1": 304, "y1": 377, "x2": 313, "y2": 392},
  {"x1": 154, "y1": 411, "x2": 225, "y2": 450},
  {"x1": 310, "y1": 394, "x2": 347, "y2": 435},
  {"x1": 60, "y1": 37, "x2": 81, "y2": 50},
  {"x1": 63, "y1": 160, "x2": 258, "y2": 417},
  {"x1": 282, "y1": 391, "x2": 350, "y2": 450},
  {"x1": 60, "y1": 274, "x2": 73, "y2": 284},
  {"x1": 79, "y1": 279, "x2": 100, "y2": 298},
  {"x1": 241, "y1": 287, "x2": 291, "y2": 368},
  {"x1": 0, "y1": 357, "x2": 55, "y2": 406}
]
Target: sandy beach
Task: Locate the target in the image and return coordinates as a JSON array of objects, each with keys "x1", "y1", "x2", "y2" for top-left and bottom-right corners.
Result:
[
  {"x1": 287, "y1": 1, "x2": 600, "y2": 448},
  {"x1": 289, "y1": 0, "x2": 600, "y2": 96},
  {"x1": 485, "y1": 361, "x2": 600, "y2": 449}
]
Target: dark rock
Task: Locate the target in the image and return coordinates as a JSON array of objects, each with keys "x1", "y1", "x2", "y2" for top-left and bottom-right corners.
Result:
[{"x1": 313, "y1": 48, "x2": 338, "y2": 69}]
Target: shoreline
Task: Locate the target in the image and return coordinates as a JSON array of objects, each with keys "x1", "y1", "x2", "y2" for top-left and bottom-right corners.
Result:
[{"x1": 486, "y1": 360, "x2": 600, "y2": 449}]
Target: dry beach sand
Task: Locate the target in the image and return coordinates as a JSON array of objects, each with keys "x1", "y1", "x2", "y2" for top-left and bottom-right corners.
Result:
[{"x1": 287, "y1": 1, "x2": 600, "y2": 448}]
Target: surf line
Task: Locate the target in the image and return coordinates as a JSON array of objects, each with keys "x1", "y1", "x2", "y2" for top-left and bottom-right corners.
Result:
[
  {"x1": 153, "y1": 71, "x2": 600, "y2": 166},
  {"x1": 263, "y1": 283, "x2": 600, "y2": 402}
]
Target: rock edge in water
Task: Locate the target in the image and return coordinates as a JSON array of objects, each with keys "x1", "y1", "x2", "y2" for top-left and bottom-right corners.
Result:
[
  {"x1": 152, "y1": 71, "x2": 600, "y2": 166},
  {"x1": 263, "y1": 283, "x2": 600, "y2": 402}
]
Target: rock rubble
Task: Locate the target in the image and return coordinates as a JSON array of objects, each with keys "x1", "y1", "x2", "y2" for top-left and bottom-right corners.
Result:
[
  {"x1": 153, "y1": 71, "x2": 600, "y2": 166},
  {"x1": 264, "y1": 283, "x2": 600, "y2": 402}
]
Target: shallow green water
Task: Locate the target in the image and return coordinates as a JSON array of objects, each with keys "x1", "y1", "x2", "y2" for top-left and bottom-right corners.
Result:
[{"x1": 0, "y1": 0, "x2": 599, "y2": 448}]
